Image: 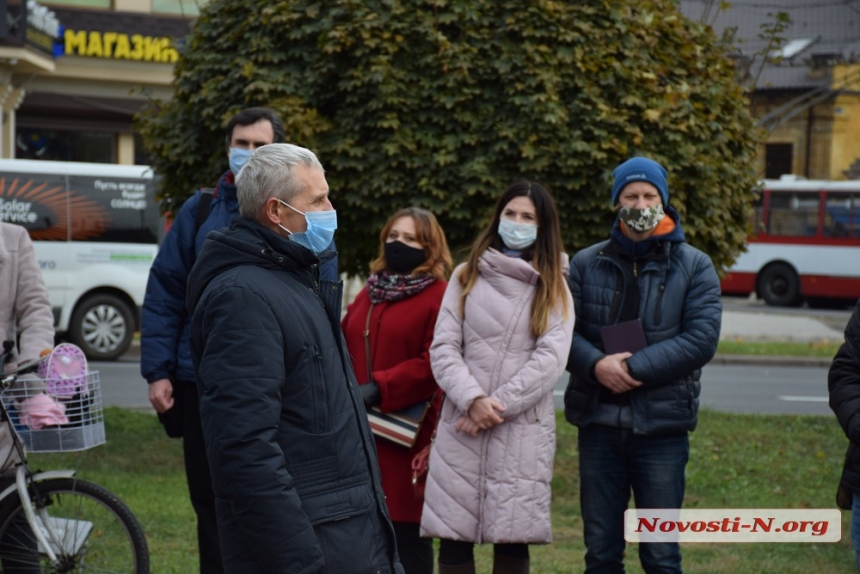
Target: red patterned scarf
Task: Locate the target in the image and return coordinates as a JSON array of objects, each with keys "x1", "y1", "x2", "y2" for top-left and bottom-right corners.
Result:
[{"x1": 366, "y1": 271, "x2": 436, "y2": 304}]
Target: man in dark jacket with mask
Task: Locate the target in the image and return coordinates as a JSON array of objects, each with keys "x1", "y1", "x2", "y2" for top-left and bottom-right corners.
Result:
[
  {"x1": 186, "y1": 143, "x2": 403, "y2": 574},
  {"x1": 565, "y1": 157, "x2": 722, "y2": 574},
  {"x1": 828, "y1": 302, "x2": 860, "y2": 572},
  {"x1": 141, "y1": 107, "x2": 338, "y2": 572}
]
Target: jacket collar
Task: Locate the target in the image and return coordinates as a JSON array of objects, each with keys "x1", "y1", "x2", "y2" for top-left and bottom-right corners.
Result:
[
  {"x1": 216, "y1": 170, "x2": 238, "y2": 201},
  {"x1": 479, "y1": 247, "x2": 539, "y2": 285}
]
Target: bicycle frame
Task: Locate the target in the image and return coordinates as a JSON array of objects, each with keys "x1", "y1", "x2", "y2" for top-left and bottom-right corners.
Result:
[{"x1": 0, "y1": 341, "x2": 148, "y2": 573}]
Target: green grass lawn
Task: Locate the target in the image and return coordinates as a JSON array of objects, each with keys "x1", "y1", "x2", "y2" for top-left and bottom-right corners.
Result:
[
  {"x1": 718, "y1": 339, "x2": 842, "y2": 358},
  {"x1": 26, "y1": 408, "x2": 193, "y2": 573},
  {"x1": 23, "y1": 407, "x2": 855, "y2": 573}
]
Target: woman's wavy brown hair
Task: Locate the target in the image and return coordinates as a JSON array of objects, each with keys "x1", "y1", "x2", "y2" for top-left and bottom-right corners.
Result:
[
  {"x1": 458, "y1": 180, "x2": 569, "y2": 337},
  {"x1": 369, "y1": 207, "x2": 453, "y2": 281}
]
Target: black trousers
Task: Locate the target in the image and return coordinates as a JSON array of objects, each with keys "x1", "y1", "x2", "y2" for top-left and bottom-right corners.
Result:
[
  {"x1": 393, "y1": 521, "x2": 433, "y2": 574},
  {"x1": 439, "y1": 539, "x2": 529, "y2": 565},
  {"x1": 179, "y1": 380, "x2": 224, "y2": 574}
]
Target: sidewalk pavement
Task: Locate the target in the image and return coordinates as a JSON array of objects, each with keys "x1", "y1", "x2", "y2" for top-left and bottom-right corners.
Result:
[{"x1": 713, "y1": 310, "x2": 844, "y2": 368}]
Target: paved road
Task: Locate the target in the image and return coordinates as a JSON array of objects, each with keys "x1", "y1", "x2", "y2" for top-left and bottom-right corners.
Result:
[
  {"x1": 551, "y1": 363, "x2": 832, "y2": 416},
  {"x1": 105, "y1": 359, "x2": 835, "y2": 417},
  {"x1": 102, "y1": 296, "x2": 850, "y2": 414},
  {"x1": 91, "y1": 360, "x2": 151, "y2": 411},
  {"x1": 698, "y1": 363, "x2": 831, "y2": 416},
  {"x1": 107, "y1": 361, "x2": 840, "y2": 420}
]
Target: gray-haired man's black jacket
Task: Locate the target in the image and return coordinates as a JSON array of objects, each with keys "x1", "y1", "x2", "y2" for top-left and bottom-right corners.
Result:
[{"x1": 187, "y1": 216, "x2": 402, "y2": 574}]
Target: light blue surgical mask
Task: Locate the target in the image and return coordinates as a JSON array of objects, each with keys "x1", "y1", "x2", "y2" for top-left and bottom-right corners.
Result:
[
  {"x1": 229, "y1": 147, "x2": 254, "y2": 175},
  {"x1": 276, "y1": 199, "x2": 337, "y2": 255},
  {"x1": 498, "y1": 218, "x2": 538, "y2": 250}
]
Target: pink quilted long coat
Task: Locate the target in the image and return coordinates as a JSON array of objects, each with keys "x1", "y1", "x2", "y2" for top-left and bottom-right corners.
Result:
[{"x1": 420, "y1": 248, "x2": 574, "y2": 544}]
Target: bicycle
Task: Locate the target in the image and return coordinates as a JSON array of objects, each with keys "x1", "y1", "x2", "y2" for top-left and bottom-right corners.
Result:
[{"x1": 0, "y1": 340, "x2": 149, "y2": 572}]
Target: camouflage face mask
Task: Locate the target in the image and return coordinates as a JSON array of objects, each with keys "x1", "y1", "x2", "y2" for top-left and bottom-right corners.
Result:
[{"x1": 618, "y1": 204, "x2": 666, "y2": 233}]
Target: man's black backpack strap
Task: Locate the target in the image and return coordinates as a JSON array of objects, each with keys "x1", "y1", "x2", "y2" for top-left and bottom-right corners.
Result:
[{"x1": 195, "y1": 187, "x2": 216, "y2": 233}]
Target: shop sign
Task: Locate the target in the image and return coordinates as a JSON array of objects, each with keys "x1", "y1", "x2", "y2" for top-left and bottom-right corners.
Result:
[
  {"x1": 64, "y1": 30, "x2": 179, "y2": 63},
  {"x1": 24, "y1": 0, "x2": 61, "y2": 58}
]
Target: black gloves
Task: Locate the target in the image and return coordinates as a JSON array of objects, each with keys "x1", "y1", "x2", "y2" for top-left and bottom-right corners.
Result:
[{"x1": 360, "y1": 381, "x2": 381, "y2": 408}]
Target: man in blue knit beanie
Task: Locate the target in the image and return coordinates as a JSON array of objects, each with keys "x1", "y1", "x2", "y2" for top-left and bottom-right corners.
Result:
[
  {"x1": 611, "y1": 157, "x2": 669, "y2": 206},
  {"x1": 564, "y1": 156, "x2": 722, "y2": 573}
]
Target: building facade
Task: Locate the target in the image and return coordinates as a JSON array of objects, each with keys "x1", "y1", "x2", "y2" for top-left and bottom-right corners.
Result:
[
  {"x1": 679, "y1": 0, "x2": 860, "y2": 181},
  {"x1": 0, "y1": 0, "x2": 200, "y2": 165}
]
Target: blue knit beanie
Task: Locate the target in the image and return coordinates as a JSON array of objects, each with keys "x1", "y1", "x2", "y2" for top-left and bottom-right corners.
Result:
[{"x1": 611, "y1": 157, "x2": 669, "y2": 206}]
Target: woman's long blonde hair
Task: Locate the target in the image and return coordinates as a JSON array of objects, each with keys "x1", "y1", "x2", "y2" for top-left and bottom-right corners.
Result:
[
  {"x1": 369, "y1": 207, "x2": 452, "y2": 280},
  {"x1": 458, "y1": 180, "x2": 569, "y2": 337}
]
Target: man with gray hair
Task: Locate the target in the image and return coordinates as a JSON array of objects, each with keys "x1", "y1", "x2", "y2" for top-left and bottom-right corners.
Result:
[{"x1": 186, "y1": 143, "x2": 404, "y2": 573}]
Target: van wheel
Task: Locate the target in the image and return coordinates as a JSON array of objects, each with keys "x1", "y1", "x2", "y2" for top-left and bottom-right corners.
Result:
[
  {"x1": 757, "y1": 263, "x2": 802, "y2": 307},
  {"x1": 68, "y1": 294, "x2": 134, "y2": 361}
]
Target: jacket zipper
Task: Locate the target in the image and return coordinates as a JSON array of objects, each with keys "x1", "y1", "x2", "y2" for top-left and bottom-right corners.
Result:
[
  {"x1": 312, "y1": 346, "x2": 329, "y2": 430},
  {"x1": 654, "y1": 283, "x2": 665, "y2": 325}
]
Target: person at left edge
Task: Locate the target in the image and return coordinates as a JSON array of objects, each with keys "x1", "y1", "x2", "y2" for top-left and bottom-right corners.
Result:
[
  {"x1": 141, "y1": 107, "x2": 338, "y2": 572},
  {"x1": 0, "y1": 222, "x2": 56, "y2": 573},
  {"x1": 187, "y1": 143, "x2": 403, "y2": 574}
]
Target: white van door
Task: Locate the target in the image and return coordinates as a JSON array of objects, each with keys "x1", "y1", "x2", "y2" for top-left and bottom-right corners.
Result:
[{"x1": 0, "y1": 160, "x2": 159, "y2": 360}]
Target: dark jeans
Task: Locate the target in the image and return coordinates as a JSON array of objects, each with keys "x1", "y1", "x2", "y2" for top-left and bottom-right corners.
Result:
[
  {"x1": 578, "y1": 424, "x2": 689, "y2": 574},
  {"x1": 179, "y1": 381, "x2": 224, "y2": 574},
  {"x1": 392, "y1": 521, "x2": 433, "y2": 574}
]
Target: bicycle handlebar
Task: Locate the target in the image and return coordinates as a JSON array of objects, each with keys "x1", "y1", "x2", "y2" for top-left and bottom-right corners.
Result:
[{"x1": 0, "y1": 340, "x2": 41, "y2": 380}]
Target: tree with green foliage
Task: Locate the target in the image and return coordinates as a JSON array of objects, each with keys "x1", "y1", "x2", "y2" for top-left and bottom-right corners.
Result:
[{"x1": 137, "y1": 0, "x2": 761, "y2": 276}]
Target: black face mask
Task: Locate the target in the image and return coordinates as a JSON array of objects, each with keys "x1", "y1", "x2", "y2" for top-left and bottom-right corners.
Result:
[{"x1": 385, "y1": 240, "x2": 427, "y2": 274}]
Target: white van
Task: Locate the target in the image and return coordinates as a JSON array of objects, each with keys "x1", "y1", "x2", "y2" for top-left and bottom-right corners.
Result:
[{"x1": 0, "y1": 159, "x2": 160, "y2": 360}]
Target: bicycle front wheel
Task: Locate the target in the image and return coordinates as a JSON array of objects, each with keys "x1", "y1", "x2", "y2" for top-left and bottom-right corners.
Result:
[{"x1": 0, "y1": 477, "x2": 149, "y2": 573}]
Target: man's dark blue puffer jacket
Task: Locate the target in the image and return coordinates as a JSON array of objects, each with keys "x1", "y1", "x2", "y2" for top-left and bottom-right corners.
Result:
[{"x1": 564, "y1": 208, "x2": 722, "y2": 435}]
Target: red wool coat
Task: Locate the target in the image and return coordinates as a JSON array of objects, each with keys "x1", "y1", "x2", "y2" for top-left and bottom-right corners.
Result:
[{"x1": 341, "y1": 279, "x2": 446, "y2": 523}]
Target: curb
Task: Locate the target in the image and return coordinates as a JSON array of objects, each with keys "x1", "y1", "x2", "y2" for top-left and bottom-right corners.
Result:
[
  {"x1": 127, "y1": 342, "x2": 831, "y2": 368},
  {"x1": 711, "y1": 353, "x2": 832, "y2": 368}
]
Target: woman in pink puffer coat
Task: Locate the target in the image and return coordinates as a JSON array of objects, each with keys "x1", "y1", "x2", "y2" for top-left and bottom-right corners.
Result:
[{"x1": 421, "y1": 181, "x2": 574, "y2": 574}]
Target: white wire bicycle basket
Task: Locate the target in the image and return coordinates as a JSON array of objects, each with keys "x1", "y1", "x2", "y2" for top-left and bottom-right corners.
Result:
[{"x1": 1, "y1": 371, "x2": 105, "y2": 453}]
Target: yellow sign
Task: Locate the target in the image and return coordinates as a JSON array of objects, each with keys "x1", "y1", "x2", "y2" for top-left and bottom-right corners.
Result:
[
  {"x1": 64, "y1": 30, "x2": 179, "y2": 63},
  {"x1": 26, "y1": 27, "x2": 54, "y2": 52}
]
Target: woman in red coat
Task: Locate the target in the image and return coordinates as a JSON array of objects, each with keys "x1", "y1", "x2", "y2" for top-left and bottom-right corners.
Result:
[{"x1": 342, "y1": 207, "x2": 452, "y2": 574}]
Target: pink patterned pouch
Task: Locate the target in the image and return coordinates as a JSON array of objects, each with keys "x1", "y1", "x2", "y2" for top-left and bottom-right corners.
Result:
[{"x1": 38, "y1": 344, "x2": 88, "y2": 399}]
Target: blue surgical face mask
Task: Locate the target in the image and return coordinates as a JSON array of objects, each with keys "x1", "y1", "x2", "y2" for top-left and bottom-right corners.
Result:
[
  {"x1": 498, "y1": 218, "x2": 538, "y2": 250},
  {"x1": 276, "y1": 199, "x2": 337, "y2": 255},
  {"x1": 229, "y1": 147, "x2": 254, "y2": 175}
]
